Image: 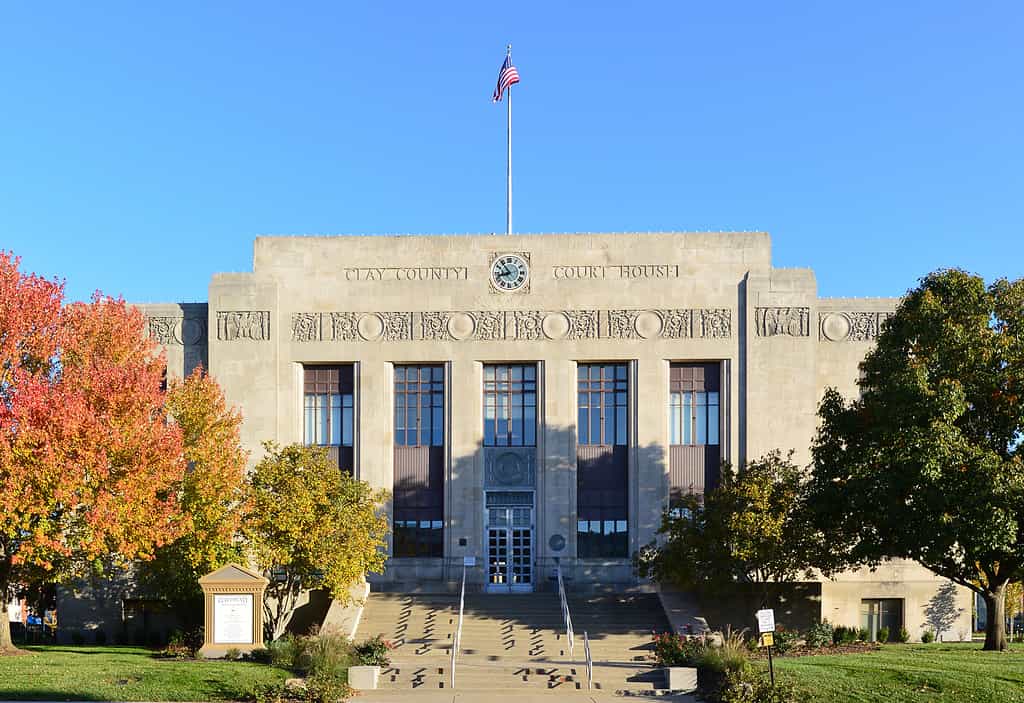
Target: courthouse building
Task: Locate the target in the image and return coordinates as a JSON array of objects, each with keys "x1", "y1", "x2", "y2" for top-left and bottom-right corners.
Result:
[{"x1": 132, "y1": 231, "x2": 971, "y2": 640}]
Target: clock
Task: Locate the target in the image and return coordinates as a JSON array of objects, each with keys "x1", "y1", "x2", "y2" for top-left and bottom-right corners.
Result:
[{"x1": 490, "y1": 253, "x2": 530, "y2": 292}]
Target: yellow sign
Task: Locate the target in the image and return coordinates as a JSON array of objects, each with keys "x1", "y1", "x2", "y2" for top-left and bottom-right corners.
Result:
[{"x1": 760, "y1": 632, "x2": 774, "y2": 648}]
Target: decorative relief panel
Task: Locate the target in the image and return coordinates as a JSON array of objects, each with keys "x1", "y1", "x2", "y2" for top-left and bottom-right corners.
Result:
[
  {"x1": 700, "y1": 309, "x2": 731, "y2": 339},
  {"x1": 659, "y1": 309, "x2": 693, "y2": 339},
  {"x1": 484, "y1": 447, "x2": 536, "y2": 489},
  {"x1": 148, "y1": 316, "x2": 181, "y2": 345},
  {"x1": 755, "y1": 307, "x2": 810, "y2": 337},
  {"x1": 217, "y1": 311, "x2": 270, "y2": 341},
  {"x1": 291, "y1": 313, "x2": 321, "y2": 342},
  {"x1": 146, "y1": 316, "x2": 208, "y2": 346},
  {"x1": 329, "y1": 312, "x2": 360, "y2": 341},
  {"x1": 289, "y1": 308, "x2": 733, "y2": 342},
  {"x1": 819, "y1": 311, "x2": 894, "y2": 342}
]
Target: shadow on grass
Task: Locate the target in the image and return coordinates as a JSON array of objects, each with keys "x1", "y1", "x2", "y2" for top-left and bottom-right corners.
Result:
[{"x1": 0, "y1": 691, "x2": 105, "y2": 701}]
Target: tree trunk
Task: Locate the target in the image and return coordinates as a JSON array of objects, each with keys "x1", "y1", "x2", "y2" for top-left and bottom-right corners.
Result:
[
  {"x1": 0, "y1": 599, "x2": 16, "y2": 653},
  {"x1": 983, "y1": 584, "x2": 1008, "y2": 651}
]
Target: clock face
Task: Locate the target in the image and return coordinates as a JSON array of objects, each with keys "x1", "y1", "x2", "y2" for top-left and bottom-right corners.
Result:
[{"x1": 491, "y1": 254, "x2": 529, "y2": 291}]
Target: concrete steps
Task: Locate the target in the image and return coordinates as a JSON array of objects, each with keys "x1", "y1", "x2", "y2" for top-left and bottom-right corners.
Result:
[{"x1": 355, "y1": 591, "x2": 672, "y2": 693}]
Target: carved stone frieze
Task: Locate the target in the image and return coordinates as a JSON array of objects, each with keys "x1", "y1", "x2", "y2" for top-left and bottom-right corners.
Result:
[
  {"x1": 607, "y1": 309, "x2": 640, "y2": 340},
  {"x1": 329, "y1": 312, "x2": 360, "y2": 341},
  {"x1": 472, "y1": 311, "x2": 505, "y2": 341},
  {"x1": 756, "y1": 307, "x2": 810, "y2": 337},
  {"x1": 380, "y1": 312, "x2": 413, "y2": 341},
  {"x1": 659, "y1": 309, "x2": 693, "y2": 339},
  {"x1": 700, "y1": 309, "x2": 731, "y2": 339},
  {"x1": 819, "y1": 311, "x2": 894, "y2": 342},
  {"x1": 291, "y1": 313, "x2": 321, "y2": 342},
  {"x1": 148, "y1": 316, "x2": 181, "y2": 345},
  {"x1": 565, "y1": 310, "x2": 599, "y2": 340},
  {"x1": 421, "y1": 311, "x2": 452, "y2": 341},
  {"x1": 217, "y1": 311, "x2": 270, "y2": 341},
  {"x1": 513, "y1": 311, "x2": 545, "y2": 341},
  {"x1": 286, "y1": 307, "x2": 734, "y2": 342}
]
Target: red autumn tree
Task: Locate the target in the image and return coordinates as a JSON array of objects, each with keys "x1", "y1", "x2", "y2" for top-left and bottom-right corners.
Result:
[{"x1": 0, "y1": 252, "x2": 186, "y2": 651}]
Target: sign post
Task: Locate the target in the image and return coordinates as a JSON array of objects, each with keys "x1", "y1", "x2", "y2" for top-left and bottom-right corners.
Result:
[{"x1": 755, "y1": 609, "x2": 776, "y2": 686}]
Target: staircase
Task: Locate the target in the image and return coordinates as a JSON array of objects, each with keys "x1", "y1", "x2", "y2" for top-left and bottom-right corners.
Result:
[{"x1": 354, "y1": 592, "x2": 672, "y2": 694}]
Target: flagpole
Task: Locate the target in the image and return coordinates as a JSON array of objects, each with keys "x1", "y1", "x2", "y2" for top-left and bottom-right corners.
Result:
[{"x1": 506, "y1": 43, "x2": 512, "y2": 236}]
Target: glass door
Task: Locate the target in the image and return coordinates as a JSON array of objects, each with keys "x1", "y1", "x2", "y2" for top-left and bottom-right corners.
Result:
[{"x1": 486, "y1": 506, "x2": 533, "y2": 592}]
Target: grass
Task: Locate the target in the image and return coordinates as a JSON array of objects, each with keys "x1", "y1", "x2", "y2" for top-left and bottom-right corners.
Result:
[
  {"x1": 0, "y1": 645, "x2": 290, "y2": 701},
  {"x1": 763, "y1": 642, "x2": 1024, "y2": 703}
]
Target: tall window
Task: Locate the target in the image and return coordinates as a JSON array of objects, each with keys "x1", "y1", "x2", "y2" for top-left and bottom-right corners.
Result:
[
  {"x1": 669, "y1": 365, "x2": 719, "y2": 446},
  {"x1": 577, "y1": 364, "x2": 628, "y2": 445},
  {"x1": 395, "y1": 366, "x2": 444, "y2": 446},
  {"x1": 577, "y1": 363, "x2": 629, "y2": 558},
  {"x1": 483, "y1": 364, "x2": 537, "y2": 447},
  {"x1": 393, "y1": 365, "x2": 444, "y2": 558},
  {"x1": 303, "y1": 366, "x2": 354, "y2": 471}
]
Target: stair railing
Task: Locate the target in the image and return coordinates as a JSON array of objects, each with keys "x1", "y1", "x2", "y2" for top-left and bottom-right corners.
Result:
[
  {"x1": 450, "y1": 563, "x2": 466, "y2": 689},
  {"x1": 556, "y1": 564, "x2": 574, "y2": 657},
  {"x1": 584, "y1": 630, "x2": 593, "y2": 690}
]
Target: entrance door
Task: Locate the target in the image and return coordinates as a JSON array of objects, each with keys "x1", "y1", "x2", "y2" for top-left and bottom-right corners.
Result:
[{"x1": 486, "y1": 506, "x2": 533, "y2": 592}]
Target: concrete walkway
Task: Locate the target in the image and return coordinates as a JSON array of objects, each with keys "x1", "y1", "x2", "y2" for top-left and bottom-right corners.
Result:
[{"x1": 351, "y1": 692, "x2": 697, "y2": 702}]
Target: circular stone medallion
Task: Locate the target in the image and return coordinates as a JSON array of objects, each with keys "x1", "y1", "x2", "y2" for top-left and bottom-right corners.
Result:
[
  {"x1": 821, "y1": 313, "x2": 852, "y2": 342},
  {"x1": 634, "y1": 310, "x2": 664, "y2": 339},
  {"x1": 357, "y1": 313, "x2": 385, "y2": 341},
  {"x1": 541, "y1": 312, "x2": 571, "y2": 340},
  {"x1": 447, "y1": 312, "x2": 476, "y2": 341}
]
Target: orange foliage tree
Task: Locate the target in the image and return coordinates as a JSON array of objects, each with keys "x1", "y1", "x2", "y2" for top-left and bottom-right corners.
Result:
[
  {"x1": 138, "y1": 367, "x2": 248, "y2": 620},
  {"x1": 0, "y1": 252, "x2": 186, "y2": 651}
]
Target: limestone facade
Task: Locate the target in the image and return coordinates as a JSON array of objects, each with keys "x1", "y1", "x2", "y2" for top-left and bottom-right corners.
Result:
[{"x1": 132, "y1": 231, "x2": 972, "y2": 641}]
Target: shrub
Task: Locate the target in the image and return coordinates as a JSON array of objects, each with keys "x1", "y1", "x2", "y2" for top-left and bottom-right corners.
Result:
[
  {"x1": 896, "y1": 627, "x2": 910, "y2": 643},
  {"x1": 308, "y1": 634, "x2": 358, "y2": 678},
  {"x1": 352, "y1": 634, "x2": 392, "y2": 668},
  {"x1": 249, "y1": 674, "x2": 353, "y2": 703},
  {"x1": 876, "y1": 627, "x2": 890, "y2": 643},
  {"x1": 71, "y1": 631, "x2": 84, "y2": 645},
  {"x1": 698, "y1": 627, "x2": 749, "y2": 676},
  {"x1": 771, "y1": 628, "x2": 799, "y2": 655},
  {"x1": 921, "y1": 630, "x2": 935, "y2": 643},
  {"x1": 856, "y1": 628, "x2": 869, "y2": 642},
  {"x1": 653, "y1": 632, "x2": 705, "y2": 667},
  {"x1": 224, "y1": 647, "x2": 242, "y2": 661},
  {"x1": 719, "y1": 667, "x2": 809, "y2": 703},
  {"x1": 267, "y1": 634, "x2": 304, "y2": 670},
  {"x1": 247, "y1": 647, "x2": 272, "y2": 664},
  {"x1": 94, "y1": 629, "x2": 107, "y2": 645},
  {"x1": 804, "y1": 621, "x2": 833, "y2": 649},
  {"x1": 832, "y1": 626, "x2": 856, "y2": 645}
]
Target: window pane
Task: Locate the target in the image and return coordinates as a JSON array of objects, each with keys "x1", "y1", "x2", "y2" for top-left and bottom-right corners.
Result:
[
  {"x1": 670, "y1": 403, "x2": 681, "y2": 445},
  {"x1": 683, "y1": 392, "x2": 692, "y2": 444},
  {"x1": 304, "y1": 402, "x2": 314, "y2": 445},
  {"x1": 590, "y1": 406, "x2": 601, "y2": 445},
  {"x1": 696, "y1": 405, "x2": 707, "y2": 445},
  {"x1": 484, "y1": 422, "x2": 495, "y2": 446},
  {"x1": 342, "y1": 407, "x2": 353, "y2": 446},
  {"x1": 708, "y1": 405, "x2": 719, "y2": 445},
  {"x1": 616, "y1": 406, "x2": 627, "y2": 444},
  {"x1": 331, "y1": 404, "x2": 341, "y2": 445},
  {"x1": 578, "y1": 408, "x2": 588, "y2": 444},
  {"x1": 484, "y1": 366, "x2": 495, "y2": 380},
  {"x1": 395, "y1": 367, "x2": 405, "y2": 381},
  {"x1": 317, "y1": 395, "x2": 328, "y2": 445},
  {"x1": 605, "y1": 405, "x2": 614, "y2": 444}
]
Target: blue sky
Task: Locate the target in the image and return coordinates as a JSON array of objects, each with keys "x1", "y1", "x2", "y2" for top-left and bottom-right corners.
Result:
[{"x1": 2, "y1": 1, "x2": 1021, "y2": 303}]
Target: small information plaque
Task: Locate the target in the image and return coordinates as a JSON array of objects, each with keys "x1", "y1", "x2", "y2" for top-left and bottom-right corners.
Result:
[
  {"x1": 756, "y1": 608, "x2": 776, "y2": 634},
  {"x1": 213, "y1": 594, "x2": 254, "y2": 644}
]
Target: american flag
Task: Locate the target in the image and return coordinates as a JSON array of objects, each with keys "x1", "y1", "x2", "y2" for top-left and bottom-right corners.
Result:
[{"x1": 492, "y1": 55, "x2": 520, "y2": 102}]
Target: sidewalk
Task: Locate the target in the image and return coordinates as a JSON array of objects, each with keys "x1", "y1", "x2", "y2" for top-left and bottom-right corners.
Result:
[{"x1": 350, "y1": 693, "x2": 697, "y2": 703}]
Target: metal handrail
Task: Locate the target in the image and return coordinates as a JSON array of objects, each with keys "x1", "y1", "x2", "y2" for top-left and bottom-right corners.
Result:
[
  {"x1": 584, "y1": 631, "x2": 593, "y2": 690},
  {"x1": 556, "y1": 565, "x2": 574, "y2": 656},
  {"x1": 450, "y1": 564, "x2": 466, "y2": 689}
]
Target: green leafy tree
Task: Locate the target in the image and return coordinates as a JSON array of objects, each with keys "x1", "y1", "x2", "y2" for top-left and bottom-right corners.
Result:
[
  {"x1": 639, "y1": 451, "x2": 816, "y2": 607},
  {"x1": 244, "y1": 443, "x2": 389, "y2": 638},
  {"x1": 137, "y1": 367, "x2": 248, "y2": 620},
  {"x1": 808, "y1": 269, "x2": 1024, "y2": 651}
]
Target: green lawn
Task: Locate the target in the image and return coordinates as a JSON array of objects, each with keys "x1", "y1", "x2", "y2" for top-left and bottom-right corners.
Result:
[
  {"x1": 0, "y1": 645, "x2": 290, "y2": 701},
  {"x1": 765, "y1": 643, "x2": 1024, "y2": 703}
]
